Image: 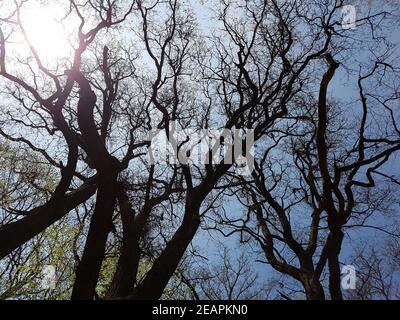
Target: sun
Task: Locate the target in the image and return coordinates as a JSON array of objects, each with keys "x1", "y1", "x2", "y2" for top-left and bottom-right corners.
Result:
[{"x1": 19, "y1": 1, "x2": 72, "y2": 64}]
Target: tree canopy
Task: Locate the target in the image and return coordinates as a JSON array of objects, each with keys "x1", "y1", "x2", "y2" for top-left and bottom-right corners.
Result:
[{"x1": 0, "y1": 0, "x2": 399, "y2": 300}]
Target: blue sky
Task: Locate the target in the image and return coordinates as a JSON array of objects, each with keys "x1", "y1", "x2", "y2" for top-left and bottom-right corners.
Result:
[{"x1": 187, "y1": 0, "x2": 400, "y2": 299}]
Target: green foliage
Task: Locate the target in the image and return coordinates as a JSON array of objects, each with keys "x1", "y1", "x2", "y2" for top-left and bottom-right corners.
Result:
[{"x1": 0, "y1": 142, "x2": 56, "y2": 209}]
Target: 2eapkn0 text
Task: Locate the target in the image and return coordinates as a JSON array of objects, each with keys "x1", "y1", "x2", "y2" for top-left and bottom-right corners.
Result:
[{"x1": 152, "y1": 304, "x2": 248, "y2": 317}]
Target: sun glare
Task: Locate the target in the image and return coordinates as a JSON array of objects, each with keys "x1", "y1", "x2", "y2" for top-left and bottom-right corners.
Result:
[{"x1": 19, "y1": 2, "x2": 72, "y2": 64}]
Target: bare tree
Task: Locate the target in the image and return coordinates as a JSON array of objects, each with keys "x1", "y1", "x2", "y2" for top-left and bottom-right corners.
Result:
[
  {"x1": 0, "y1": 0, "x2": 399, "y2": 301},
  {"x1": 205, "y1": 0, "x2": 400, "y2": 300}
]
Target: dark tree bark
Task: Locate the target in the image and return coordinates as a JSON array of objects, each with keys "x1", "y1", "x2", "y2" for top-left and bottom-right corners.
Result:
[
  {"x1": 316, "y1": 54, "x2": 342, "y2": 300},
  {"x1": 70, "y1": 70, "x2": 121, "y2": 300},
  {"x1": 327, "y1": 231, "x2": 344, "y2": 300},
  {"x1": 0, "y1": 178, "x2": 97, "y2": 259},
  {"x1": 132, "y1": 203, "x2": 201, "y2": 300},
  {"x1": 71, "y1": 173, "x2": 118, "y2": 300},
  {"x1": 106, "y1": 189, "x2": 141, "y2": 299}
]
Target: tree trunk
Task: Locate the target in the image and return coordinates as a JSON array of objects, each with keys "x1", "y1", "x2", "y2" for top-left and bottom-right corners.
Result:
[
  {"x1": 71, "y1": 172, "x2": 118, "y2": 300},
  {"x1": 327, "y1": 231, "x2": 344, "y2": 300},
  {"x1": 106, "y1": 191, "x2": 142, "y2": 299},
  {"x1": 304, "y1": 279, "x2": 325, "y2": 300},
  {"x1": 0, "y1": 179, "x2": 96, "y2": 260},
  {"x1": 131, "y1": 204, "x2": 201, "y2": 300}
]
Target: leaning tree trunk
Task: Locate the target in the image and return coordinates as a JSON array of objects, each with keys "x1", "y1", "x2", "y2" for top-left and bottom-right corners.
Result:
[
  {"x1": 106, "y1": 191, "x2": 143, "y2": 299},
  {"x1": 131, "y1": 202, "x2": 201, "y2": 300},
  {"x1": 71, "y1": 171, "x2": 118, "y2": 300},
  {"x1": 0, "y1": 179, "x2": 96, "y2": 260},
  {"x1": 70, "y1": 69, "x2": 121, "y2": 300}
]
